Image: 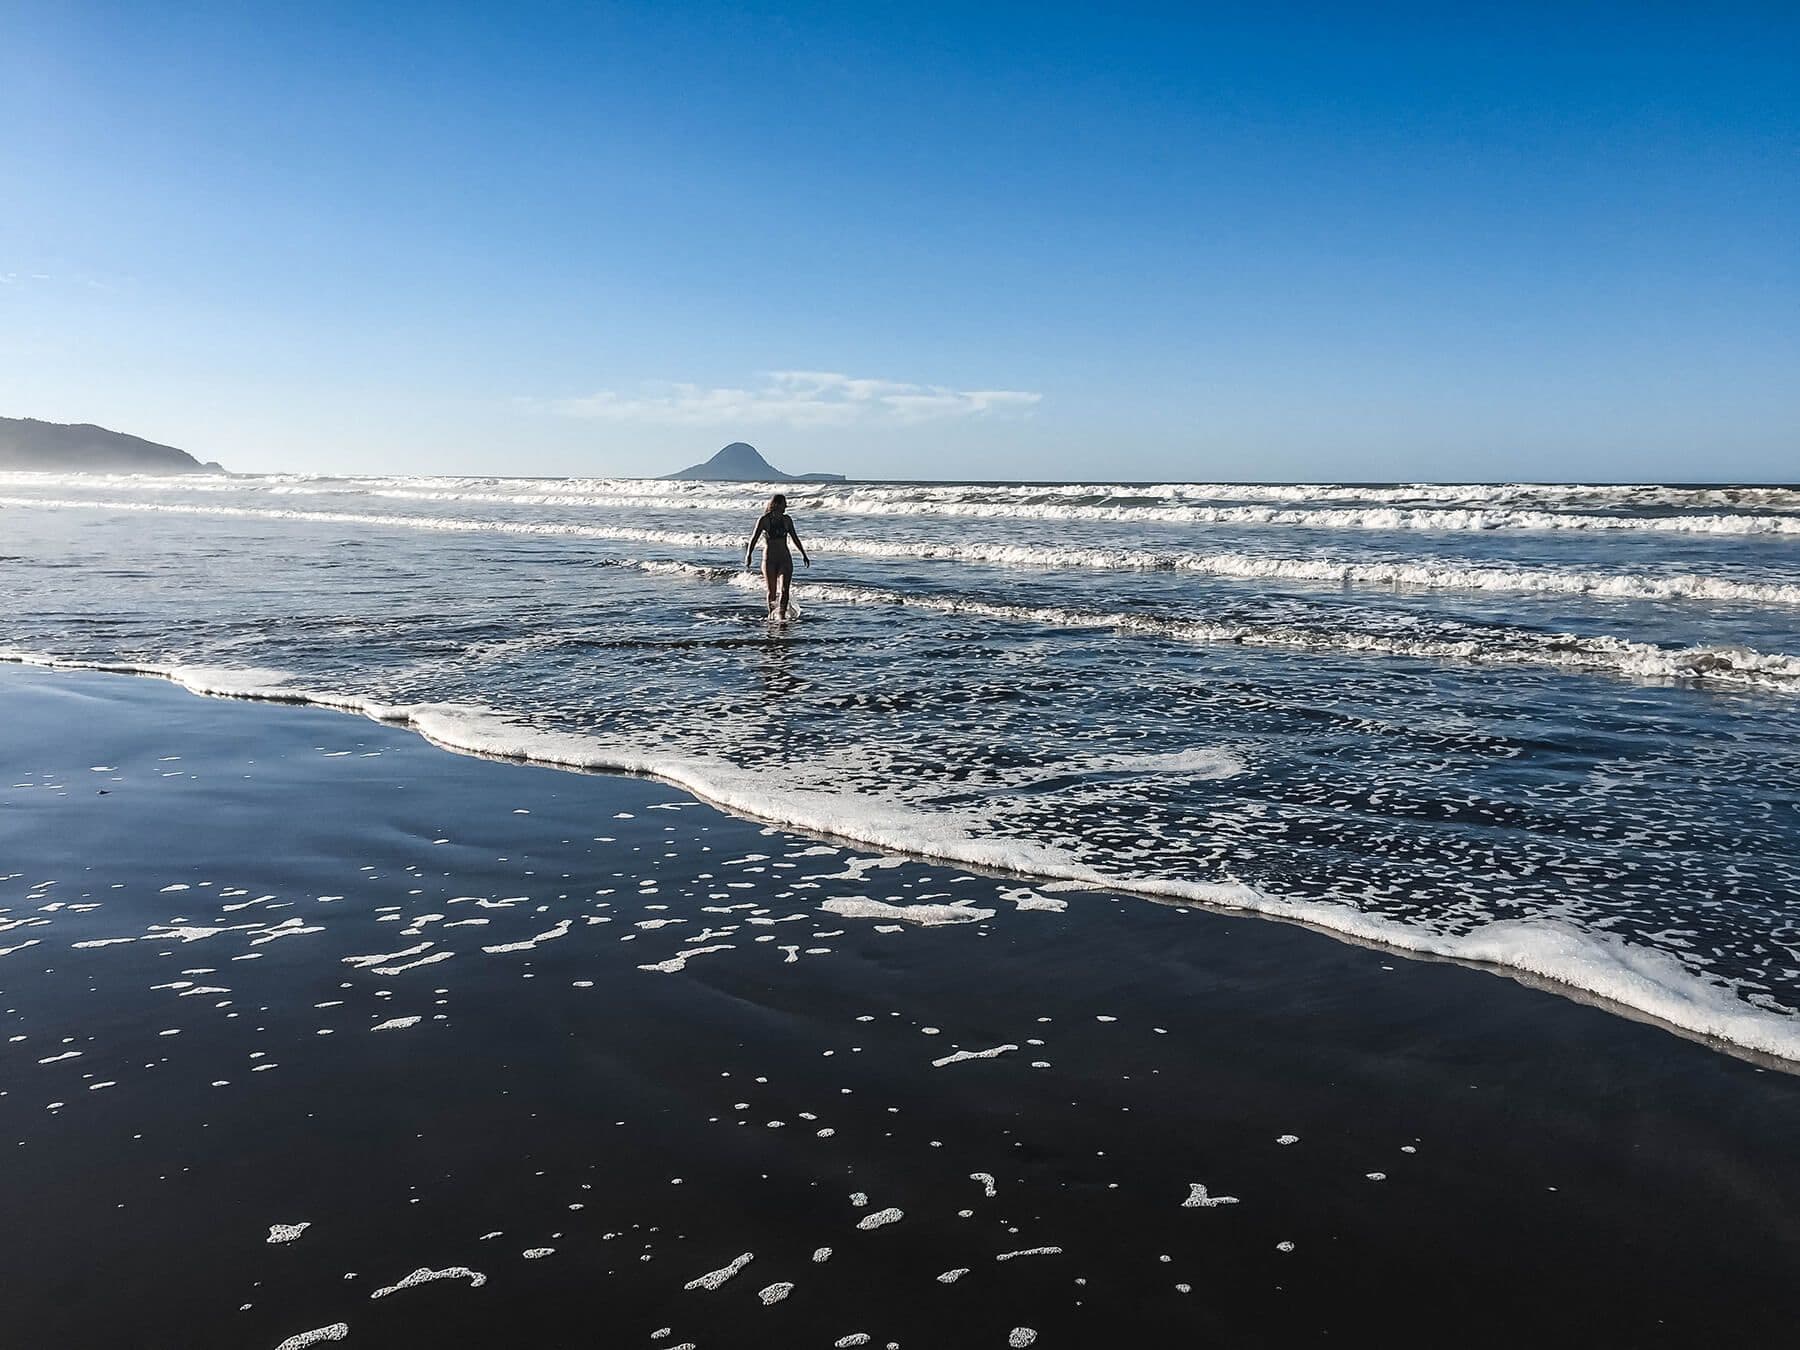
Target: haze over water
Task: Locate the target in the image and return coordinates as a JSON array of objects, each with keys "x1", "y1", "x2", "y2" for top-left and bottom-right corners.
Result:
[{"x1": 3, "y1": 471, "x2": 1799, "y2": 1061}]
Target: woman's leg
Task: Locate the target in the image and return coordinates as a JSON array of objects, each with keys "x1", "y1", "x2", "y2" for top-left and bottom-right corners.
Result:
[
  {"x1": 762, "y1": 553, "x2": 779, "y2": 613},
  {"x1": 774, "y1": 556, "x2": 794, "y2": 618}
]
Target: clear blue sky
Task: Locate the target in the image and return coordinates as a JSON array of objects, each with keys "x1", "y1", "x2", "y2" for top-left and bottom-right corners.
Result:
[{"x1": 3, "y1": 1, "x2": 1795, "y2": 480}]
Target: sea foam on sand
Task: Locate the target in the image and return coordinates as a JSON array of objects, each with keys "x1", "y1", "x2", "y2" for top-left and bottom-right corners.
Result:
[{"x1": 4, "y1": 649, "x2": 1797, "y2": 1065}]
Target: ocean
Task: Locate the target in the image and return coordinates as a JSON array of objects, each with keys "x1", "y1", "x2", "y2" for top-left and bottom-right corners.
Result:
[{"x1": 3, "y1": 471, "x2": 1798, "y2": 1064}]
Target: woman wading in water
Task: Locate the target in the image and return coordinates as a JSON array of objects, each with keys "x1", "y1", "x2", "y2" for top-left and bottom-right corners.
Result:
[{"x1": 744, "y1": 493, "x2": 810, "y2": 620}]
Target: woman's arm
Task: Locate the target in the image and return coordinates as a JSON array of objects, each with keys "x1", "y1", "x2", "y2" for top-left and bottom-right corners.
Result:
[
  {"x1": 787, "y1": 517, "x2": 810, "y2": 567},
  {"x1": 744, "y1": 517, "x2": 766, "y2": 569}
]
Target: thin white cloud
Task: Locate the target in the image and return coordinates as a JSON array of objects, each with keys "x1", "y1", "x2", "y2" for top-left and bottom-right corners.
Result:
[{"x1": 545, "y1": 371, "x2": 1041, "y2": 427}]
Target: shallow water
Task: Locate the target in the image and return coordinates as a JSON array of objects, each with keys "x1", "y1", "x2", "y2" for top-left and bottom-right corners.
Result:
[
  {"x1": 2, "y1": 471, "x2": 1798, "y2": 1059},
  {"x1": 5, "y1": 667, "x2": 1797, "y2": 1349}
]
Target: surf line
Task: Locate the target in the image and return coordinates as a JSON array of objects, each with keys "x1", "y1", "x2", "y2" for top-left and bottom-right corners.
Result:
[
  {"x1": 8, "y1": 495, "x2": 1800, "y2": 608},
  {"x1": 2, "y1": 649, "x2": 1796, "y2": 1071},
  {"x1": 710, "y1": 573, "x2": 1800, "y2": 694}
]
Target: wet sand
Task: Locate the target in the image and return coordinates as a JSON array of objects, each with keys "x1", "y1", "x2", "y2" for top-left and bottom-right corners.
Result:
[{"x1": 2, "y1": 663, "x2": 1796, "y2": 1348}]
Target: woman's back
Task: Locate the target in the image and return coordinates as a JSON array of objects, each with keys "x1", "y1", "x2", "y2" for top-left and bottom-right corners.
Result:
[{"x1": 758, "y1": 512, "x2": 792, "y2": 553}]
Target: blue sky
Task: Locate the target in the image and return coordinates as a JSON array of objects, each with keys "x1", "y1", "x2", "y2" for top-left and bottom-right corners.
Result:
[{"x1": 2, "y1": 2, "x2": 1795, "y2": 480}]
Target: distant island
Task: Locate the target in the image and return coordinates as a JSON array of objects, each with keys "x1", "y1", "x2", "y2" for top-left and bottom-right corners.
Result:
[
  {"x1": 666, "y1": 442, "x2": 845, "y2": 482},
  {"x1": 0, "y1": 416, "x2": 223, "y2": 474}
]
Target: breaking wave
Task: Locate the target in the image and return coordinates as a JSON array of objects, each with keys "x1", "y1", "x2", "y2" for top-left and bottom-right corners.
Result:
[{"x1": 8, "y1": 496, "x2": 1800, "y2": 611}]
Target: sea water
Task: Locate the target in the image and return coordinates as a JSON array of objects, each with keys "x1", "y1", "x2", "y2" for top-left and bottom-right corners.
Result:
[{"x1": 2, "y1": 472, "x2": 1797, "y2": 1059}]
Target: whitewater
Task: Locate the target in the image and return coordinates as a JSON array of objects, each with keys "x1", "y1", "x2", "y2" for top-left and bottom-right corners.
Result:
[{"x1": 3, "y1": 470, "x2": 1798, "y2": 1063}]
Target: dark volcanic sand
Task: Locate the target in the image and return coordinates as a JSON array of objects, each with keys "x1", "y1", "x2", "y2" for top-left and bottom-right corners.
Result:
[{"x1": 2, "y1": 664, "x2": 1796, "y2": 1349}]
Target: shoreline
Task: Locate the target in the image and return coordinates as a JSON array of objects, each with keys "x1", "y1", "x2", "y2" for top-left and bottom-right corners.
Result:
[
  {"x1": 3, "y1": 662, "x2": 1797, "y2": 1346},
  {"x1": 3, "y1": 646, "x2": 1795, "y2": 1069}
]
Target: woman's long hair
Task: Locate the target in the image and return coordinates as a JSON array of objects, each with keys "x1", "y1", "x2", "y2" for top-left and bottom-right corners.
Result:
[{"x1": 767, "y1": 493, "x2": 787, "y2": 515}]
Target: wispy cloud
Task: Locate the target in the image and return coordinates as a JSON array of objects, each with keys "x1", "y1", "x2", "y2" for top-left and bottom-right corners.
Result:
[
  {"x1": 544, "y1": 371, "x2": 1041, "y2": 427},
  {"x1": 0, "y1": 271, "x2": 108, "y2": 290}
]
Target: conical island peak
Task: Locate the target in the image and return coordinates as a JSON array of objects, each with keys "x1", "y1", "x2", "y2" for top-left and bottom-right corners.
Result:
[{"x1": 665, "y1": 442, "x2": 845, "y2": 482}]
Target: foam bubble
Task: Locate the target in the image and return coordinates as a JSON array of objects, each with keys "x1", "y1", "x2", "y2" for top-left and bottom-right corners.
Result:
[
  {"x1": 274, "y1": 1324, "x2": 348, "y2": 1350},
  {"x1": 638, "y1": 944, "x2": 735, "y2": 974},
  {"x1": 685, "y1": 1252, "x2": 753, "y2": 1290},
  {"x1": 1182, "y1": 1184, "x2": 1239, "y2": 1209},
  {"x1": 370, "y1": 1266, "x2": 487, "y2": 1298},
  {"x1": 821, "y1": 897, "x2": 995, "y2": 925},
  {"x1": 932, "y1": 1044, "x2": 1019, "y2": 1068}
]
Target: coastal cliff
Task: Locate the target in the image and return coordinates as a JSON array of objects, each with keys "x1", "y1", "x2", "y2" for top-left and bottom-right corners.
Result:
[{"x1": 0, "y1": 416, "x2": 222, "y2": 473}]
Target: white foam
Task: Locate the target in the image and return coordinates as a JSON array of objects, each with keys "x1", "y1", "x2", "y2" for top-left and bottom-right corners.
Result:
[
  {"x1": 273, "y1": 1324, "x2": 348, "y2": 1350},
  {"x1": 369, "y1": 1266, "x2": 487, "y2": 1298},
  {"x1": 998, "y1": 886, "x2": 1068, "y2": 913},
  {"x1": 995, "y1": 1247, "x2": 1061, "y2": 1261},
  {"x1": 482, "y1": 918, "x2": 572, "y2": 954},
  {"x1": 9, "y1": 650, "x2": 1797, "y2": 1065},
  {"x1": 638, "y1": 944, "x2": 735, "y2": 974},
  {"x1": 729, "y1": 576, "x2": 1800, "y2": 695},
  {"x1": 856, "y1": 1208, "x2": 903, "y2": 1230},
  {"x1": 17, "y1": 469, "x2": 1777, "y2": 513},
  {"x1": 1097, "y1": 747, "x2": 1247, "y2": 778},
  {"x1": 1182, "y1": 1184, "x2": 1239, "y2": 1209},
  {"x1": 267, "y1": 1222, "x2": 311, "y2": 1243},
  {"x1": 685, "y1": 1252, "x2": 753, "y2": 1290},
  {"x1": 14, "y1": 488, "x2": 1800, "y2": 541},
  {"x1": 821, "y1": 897, "x2": 995, "y2": 925},
  {"x1": 14, "y1": 494, "x2": 1800, "y2": 608},
  {"x1": 932, "y1": 1044, "x2": 1019, "y2": 1068},
  {"x1": 371, "y1": 1016, "x2": 421, "y2": 1031},
  {"x1": 342, "y1": 943, "x2": 432, "y2": 969},
  {"x1": 375, "y1": 951, "x2": 455, "y2": 975},
  {"x1": 758, "y1": 1282, "x2": 794, "y2": 1305}
]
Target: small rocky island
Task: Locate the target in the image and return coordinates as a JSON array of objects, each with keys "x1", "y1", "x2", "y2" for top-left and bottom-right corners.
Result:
[
  {"x1": 666, "y1": 442, "x2": 845, "y2": 482},
  {"x1": 0, "y1": 416, "x2": 223, "y2": 473}
]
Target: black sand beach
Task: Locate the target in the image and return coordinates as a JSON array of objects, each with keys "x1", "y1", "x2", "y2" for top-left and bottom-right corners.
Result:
[{"x1": 3, "y1": 663, "x2": 1796, "y2": 1348}]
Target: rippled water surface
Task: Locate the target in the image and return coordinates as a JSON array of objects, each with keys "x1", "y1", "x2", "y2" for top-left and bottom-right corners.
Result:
[{"x1": 3, "y1": 471, "x2": 1798, "y2": 1060}]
